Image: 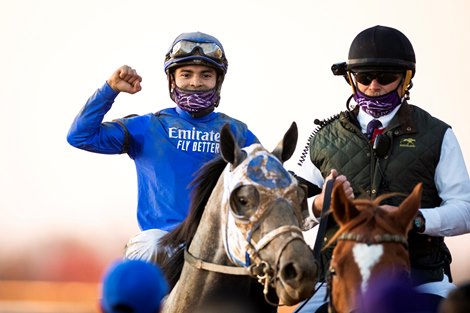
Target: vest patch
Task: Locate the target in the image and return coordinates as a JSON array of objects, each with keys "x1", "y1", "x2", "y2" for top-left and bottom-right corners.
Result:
[{"x1": 400, "y1": 138, "x2": 416, "y2": 148}]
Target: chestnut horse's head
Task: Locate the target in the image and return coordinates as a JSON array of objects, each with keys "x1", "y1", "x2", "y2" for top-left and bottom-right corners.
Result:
[{"x1": 327, "y1": 183, "x2": 422, "y2": 313}]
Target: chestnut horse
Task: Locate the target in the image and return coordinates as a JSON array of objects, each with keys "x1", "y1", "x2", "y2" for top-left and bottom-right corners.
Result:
[
  {"x1": 326, "y1": 183, "x2": 423, "y2": 313},
  {"x1": 159, "y1": 122, "x2": 318, "y2": 313}
]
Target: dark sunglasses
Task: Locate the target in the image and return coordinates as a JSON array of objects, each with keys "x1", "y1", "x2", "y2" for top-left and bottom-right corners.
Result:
[{"x1": 353, "y1": 72, "x2": 402, "y2": 85}]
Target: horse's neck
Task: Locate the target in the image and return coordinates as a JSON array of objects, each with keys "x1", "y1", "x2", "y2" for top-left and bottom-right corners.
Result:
[
  {"x1": 164, "y1": 179, "x2": 247, "y2": 313},
  {"x1": 189, "y1": 177, "x2": 226, "y2": 261},
  {"x1": 163, "y1": 175, "x2": 275, "y2": 313}
]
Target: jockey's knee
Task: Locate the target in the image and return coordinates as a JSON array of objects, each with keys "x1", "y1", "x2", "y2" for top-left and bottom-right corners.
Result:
[{"x1": 124, "y1": 229, "x2": 168, "y2": 265}]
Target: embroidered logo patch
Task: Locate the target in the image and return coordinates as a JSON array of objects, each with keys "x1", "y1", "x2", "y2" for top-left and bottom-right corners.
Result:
[{"x1": 400, "y1": 138, "x2": 416, "y2": 148}]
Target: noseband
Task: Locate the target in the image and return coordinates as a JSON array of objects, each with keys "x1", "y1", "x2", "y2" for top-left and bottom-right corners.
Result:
[{"x1": 185, "y1": 224, "x2": 304, "y2": 306}]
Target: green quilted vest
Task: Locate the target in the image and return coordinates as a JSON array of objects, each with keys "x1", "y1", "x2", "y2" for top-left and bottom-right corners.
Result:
[{"x1": 310, "y1": 103, "x2": 452, "y2": 285}]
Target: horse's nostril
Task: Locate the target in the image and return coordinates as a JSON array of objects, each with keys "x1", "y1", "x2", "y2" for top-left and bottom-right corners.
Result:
[{"x1": 281, "y1": 263, "x2": 298, "y2": 282}]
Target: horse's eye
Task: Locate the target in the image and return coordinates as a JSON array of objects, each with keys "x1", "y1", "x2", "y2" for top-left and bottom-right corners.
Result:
[
  {"x1": 238, "y1": 196, "x2": 248, "y2": 205},
  {"x1": 229, "y1": 185, "x2": 259, "y2": 219}
]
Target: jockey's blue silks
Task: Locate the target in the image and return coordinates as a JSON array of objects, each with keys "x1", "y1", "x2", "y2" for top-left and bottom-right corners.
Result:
[{"x1": 68, "y1": 83, "x2": 258, "y2": 232}]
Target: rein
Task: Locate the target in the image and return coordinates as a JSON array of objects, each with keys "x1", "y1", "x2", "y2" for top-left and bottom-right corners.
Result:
[
  {"x1": 184, "y1": 247, "x2": 249, "y2": 275},
  {"x1": 312, "y1": 179, "x2": 335, "y2": 260},
  {"x1": 293, "y1": 179, "x2": 334, "y2": 313}
]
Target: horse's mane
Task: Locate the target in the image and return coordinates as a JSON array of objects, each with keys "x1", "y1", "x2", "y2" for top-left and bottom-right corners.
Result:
[
  {"x1": 325, "y1": 192, "x2": 405, "y2": 248},
  {"x1": 159, "y1": 156, "x2": 228, "y2": 288}
]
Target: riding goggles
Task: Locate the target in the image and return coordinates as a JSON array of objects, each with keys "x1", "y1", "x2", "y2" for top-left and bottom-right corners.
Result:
[
  {"x1": 353, "y1": 72, "x2": 401, "y2": 85},
  {"x1": 169, "y1": 40, "x2": 224, "y2": 61}
]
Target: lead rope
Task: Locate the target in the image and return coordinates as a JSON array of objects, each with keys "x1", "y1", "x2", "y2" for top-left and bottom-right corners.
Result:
[
  {"x1": 312, "y1": 179, "x2": 334, "y2": 260},
  {"x1": 293, "y1": 178, "x2": 335, "y2": 313}
]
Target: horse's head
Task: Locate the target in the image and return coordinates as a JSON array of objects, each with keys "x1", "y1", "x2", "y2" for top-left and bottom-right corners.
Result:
[
  {"x1": 218, "y1": 122, "x2": 317, "y2": 306},
  {"x1": 327, "y1": 183, "x2": 423, "y2": 313}
]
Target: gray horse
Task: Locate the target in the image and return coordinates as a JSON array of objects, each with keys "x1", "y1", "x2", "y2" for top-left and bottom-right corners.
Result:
[{"x1": 159, "y1": 122, "x2": 318, "y2": 313}]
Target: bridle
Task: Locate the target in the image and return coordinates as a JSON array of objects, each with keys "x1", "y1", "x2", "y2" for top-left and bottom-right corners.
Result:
[
  {"x1": 336, "y1": 232, "x2": 408, "y2": 247},
  {"x1": 184, "y1": 224, "x2": 304, "y2": 305},
  {"x1": 327, "y1": 231, "x2": 409, "y2": 313}
]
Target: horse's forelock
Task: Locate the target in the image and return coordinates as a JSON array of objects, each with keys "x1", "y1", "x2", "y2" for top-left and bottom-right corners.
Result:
[{"x1": 327, "y1": 195, "x2": 405, "y2": 247}]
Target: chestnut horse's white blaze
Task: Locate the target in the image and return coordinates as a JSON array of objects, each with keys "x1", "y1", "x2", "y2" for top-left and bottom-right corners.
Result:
[{"x1": 352, "y1": 243, "x2": 384, "y2": 293}]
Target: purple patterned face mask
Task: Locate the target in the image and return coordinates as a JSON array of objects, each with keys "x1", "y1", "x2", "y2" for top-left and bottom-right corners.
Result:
[
  {"x1": 172, "y1": 87, "x2": 219, "y2": 114},
  {"x1": 354, "y1": 89, "x2": 402, "y2": 118}
]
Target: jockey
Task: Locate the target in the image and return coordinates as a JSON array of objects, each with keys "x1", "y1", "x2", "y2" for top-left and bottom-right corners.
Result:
[
  {"x1": 294, "y1": 25, "x2": 470, "y2": 312},
  {"x1": 67, "y1": 32, "x2": 259, "y2": 263}
]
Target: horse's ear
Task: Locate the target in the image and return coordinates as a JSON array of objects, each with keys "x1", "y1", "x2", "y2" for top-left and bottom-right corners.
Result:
[
  {"x1": 220, "y1": 124, "x2": 245, "y2": 168},
  {"x1": 331, "y1": 183, "x2": 360, "y2": 226},
  {"x1": 271, "y1": 122, "x2": 298, "y2": 164},
  {"x1": 392, "y1": 182, "x2": 423, "y2": 233}
]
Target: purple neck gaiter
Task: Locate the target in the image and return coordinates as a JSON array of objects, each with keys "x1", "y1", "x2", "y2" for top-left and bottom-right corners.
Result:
[
  {"x1": 353, "y1": 89, "x2": 402, "y2": 118},
  {"x1": 172, "y1": 87, "x2": 219, "y2": 114}
]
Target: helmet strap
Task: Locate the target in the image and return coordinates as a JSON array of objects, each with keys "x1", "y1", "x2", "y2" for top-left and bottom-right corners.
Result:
[
  {"x1": 346, "y1": 71, "x2": 356, "y2": 94},
  {"x1": 400, "y1": 69, "x2": 413, "y2": 98},
  {"x1": 213, "y1": 75, "x2": 225, "y2": 108},
  {"x1": 167, "y1": 72, "x2": 176, "y2": 100}
]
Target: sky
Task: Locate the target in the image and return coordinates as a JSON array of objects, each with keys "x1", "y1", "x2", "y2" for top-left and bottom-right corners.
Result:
[{"x1": 1, "y1": 0, "x2": 470, "y2": 281}]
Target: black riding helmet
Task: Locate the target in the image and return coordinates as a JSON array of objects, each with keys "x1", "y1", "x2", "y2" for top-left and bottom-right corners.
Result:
[
  {"x1": 347, "y1": 25, "x2": 416, "y2": 76},
  {"x1": 332, "y1": 25, "x2": 416, "y2": 98}
]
